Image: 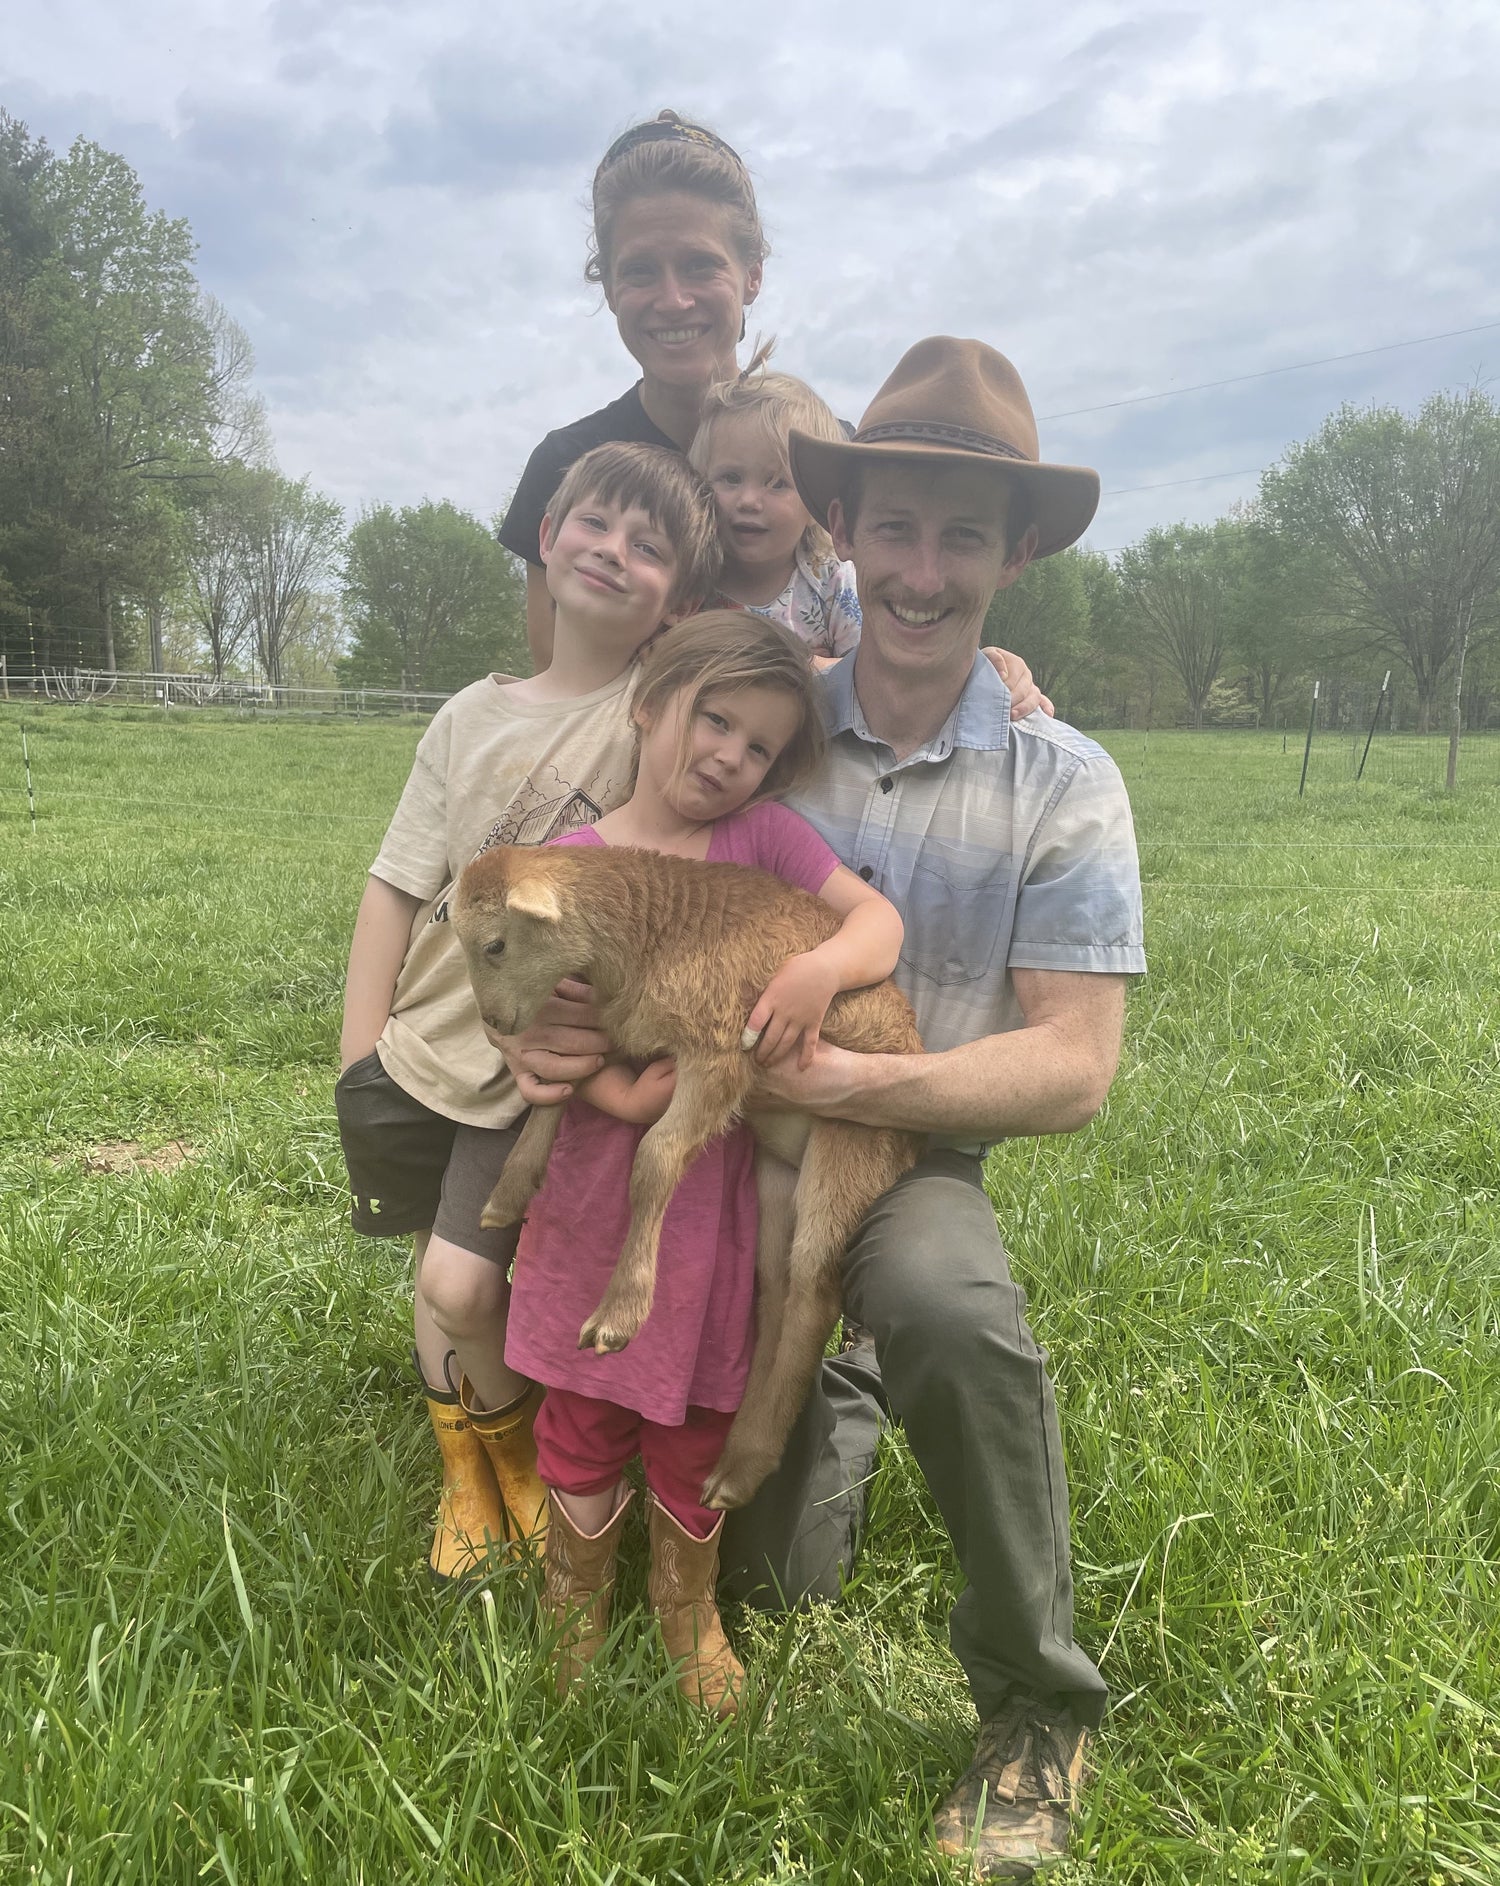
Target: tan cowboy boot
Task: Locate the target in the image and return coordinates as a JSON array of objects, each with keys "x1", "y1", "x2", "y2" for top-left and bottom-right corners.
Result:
[
  {"x1": 423, "y1": 1382, "x2": 506, "y2": 1584},
  {"x1": 932, "y1": 1697, "x2": 1088, "y2": 1879},
  {"x1": 459, "y1": 1375, "x2": 549, "y2": 1553},
  {"x1": 542, "y1": 1488, "x2": 634, "y2": 1694},
  {"x1": 645, "y1": 1493, "x2": 744, "y2": 1719}
]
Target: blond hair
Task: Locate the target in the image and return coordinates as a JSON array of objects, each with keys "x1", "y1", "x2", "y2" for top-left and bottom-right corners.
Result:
[
  {"x1": 630, "y1": 609, "x2": 826, "y2": 809},
  {"x1": 586, "y1": 109, "x2": 768, "y2": 289},
  {"x1": 689, "y1": 350, "x2": 847, "y2": 565},
  {"x1": 546, "y1": 441, "x2": 722, "y2": 614}
]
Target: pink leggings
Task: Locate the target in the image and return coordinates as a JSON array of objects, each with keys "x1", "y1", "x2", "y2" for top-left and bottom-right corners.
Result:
[{"x1": 534, "y1": 1388, "x2": 735, "y2": 1539}]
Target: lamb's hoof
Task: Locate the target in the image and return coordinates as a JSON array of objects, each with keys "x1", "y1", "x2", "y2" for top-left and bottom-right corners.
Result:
[
  {"x1": 577, "y1": 1315, "x2": 632, "y2": 1355},
  {"x1": 700, "y1": 1452, "x2": 774, "y2": 1513},
  {"x1": 479, "y1": 1182, "x2": 530, "y2": 1230}
]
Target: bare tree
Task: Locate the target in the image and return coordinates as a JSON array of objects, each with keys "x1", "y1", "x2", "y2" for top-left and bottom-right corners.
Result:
[
  {"x1": 1116, "y1": 521, "x2": 1242, "y2": 729},
  {"x1": 237, "y1": 471, "x2": 344, "y2": 688},
  {"x1": 180, "y1": 461, "x2": 257, "y2": 680},
  {"x1": 199, "y1": 294, "x2": 272, "y2": 468}
]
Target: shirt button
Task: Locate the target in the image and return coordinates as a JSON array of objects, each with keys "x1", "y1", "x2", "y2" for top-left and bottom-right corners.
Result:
[
  {"x1": 880, "y1": 775, "x2": 893, "y2": 793},
  {"x1": 858, "y1": 865, "x2": 874, "y2": 881}
]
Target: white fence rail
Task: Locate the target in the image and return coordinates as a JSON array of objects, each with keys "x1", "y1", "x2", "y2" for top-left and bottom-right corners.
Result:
[{"x1": 1, "y1": 666, "x2": 453, "y2": 718}]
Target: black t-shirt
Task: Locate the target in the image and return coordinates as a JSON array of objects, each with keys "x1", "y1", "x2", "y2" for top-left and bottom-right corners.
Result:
[{"x1": 497, "y1": 383, "x2": 677, "y2": 566}]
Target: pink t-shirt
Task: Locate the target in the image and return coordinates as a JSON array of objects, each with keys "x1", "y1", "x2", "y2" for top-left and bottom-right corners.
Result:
[{"x1": 504, "y1": 800, "x2": 841, "y2": 1425}]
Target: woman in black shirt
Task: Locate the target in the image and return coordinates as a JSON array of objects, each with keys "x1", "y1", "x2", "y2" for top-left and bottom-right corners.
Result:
[
  {"x1": 498, "y1": 112, "x2": 768, "y2": 667},
  {"x1": 499, "y1": 110, "x2": 1042, "y2": 713}
]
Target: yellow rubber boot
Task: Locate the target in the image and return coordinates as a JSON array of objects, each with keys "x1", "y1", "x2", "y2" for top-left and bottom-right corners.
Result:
[
  {"x1": 542, "y1": 1488, "x2": 634, "y2": 1694},
  {"x1": 460, "y1": 1376, "x2": 549, "y2": 1553},
  {"x1": 646, "y1": 1494, "x2": 744, "y2": 1718},
  {"x1": 424, "y1": 1385, "x2": 506, "y2": 1584}
]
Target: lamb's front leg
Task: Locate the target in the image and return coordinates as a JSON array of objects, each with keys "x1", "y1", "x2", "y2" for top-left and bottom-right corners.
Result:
[
  {"x1": 579, "y1": 1056, "x2": 749, "y2": 1354},
  {"x1": 480, "y1": 1102, "x2": 565, "y2": 1228}
]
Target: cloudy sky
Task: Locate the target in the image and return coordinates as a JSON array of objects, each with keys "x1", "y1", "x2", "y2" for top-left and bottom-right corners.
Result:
[{"x1": 6, "y1": 0, "x2": 1499, "y2": 553}]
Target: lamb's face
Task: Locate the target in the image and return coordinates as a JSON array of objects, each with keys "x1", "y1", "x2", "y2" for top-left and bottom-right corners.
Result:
[{"x1": 453, "y1": 852, "x2": 576, "y2": 1039}]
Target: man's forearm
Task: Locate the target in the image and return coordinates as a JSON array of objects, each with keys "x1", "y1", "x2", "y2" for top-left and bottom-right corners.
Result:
[
  {"x1": 803, "y1": 1030, "x2": 1107, "y2": 1138},
  {"x1": 771, "y1": 971, "x2": 1126, "y2": 1140}
]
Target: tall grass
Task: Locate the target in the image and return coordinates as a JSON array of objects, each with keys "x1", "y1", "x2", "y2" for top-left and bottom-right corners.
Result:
[{"x1": 2, "y1": 707, "x2": 1496, "y2": 1883}]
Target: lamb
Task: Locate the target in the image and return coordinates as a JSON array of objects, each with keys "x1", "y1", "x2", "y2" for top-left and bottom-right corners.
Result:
[{"x1": 452, "y1": 840, "x2": 924, "y2": 1513}]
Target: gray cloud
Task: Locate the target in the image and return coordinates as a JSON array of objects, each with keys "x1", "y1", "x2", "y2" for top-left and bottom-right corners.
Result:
[{"x1": 5, "y1": 0, "x2": 1498, "y2": 552}]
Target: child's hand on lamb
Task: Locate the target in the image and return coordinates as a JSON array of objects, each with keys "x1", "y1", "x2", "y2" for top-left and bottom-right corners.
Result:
[
  {"x1": 743, "y1": 953, "x2": 843, "y2": 1070},
  {"x1": 576, "y1": 1057, "x2": 678, "y2": 1125}
]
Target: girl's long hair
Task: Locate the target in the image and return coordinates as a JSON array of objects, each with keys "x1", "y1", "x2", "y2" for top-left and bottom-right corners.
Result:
[{"x1": 630, "y1": 610, "x2": 826, "y2": 809}]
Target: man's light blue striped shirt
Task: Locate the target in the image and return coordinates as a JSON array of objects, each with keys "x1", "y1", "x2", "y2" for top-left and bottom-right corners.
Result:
[{"x1": 789, "y1": 652, "x2": 1146, "y2": 1063}]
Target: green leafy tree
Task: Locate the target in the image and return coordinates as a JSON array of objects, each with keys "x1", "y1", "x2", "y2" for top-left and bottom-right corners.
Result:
[
  {"x1": 35, "y1": 138, "x2": 221, "y2": 669},
  {"x1": 1262, "y1": 390, "x2": 1500, "y2": 731},
  {"x1": 0, "y1": 115, "x2": 68, "y2": 661},
  {"x1": 1220, "y1": 503, "x2": 1328, "y2": 724},
  {"x1": 341, "y1": 501, "x2": 529, "y2": 691},
  {"x1": 981, "y1": 547, "x2": 1092, "y2": 710},
  {"x1": 0, "y1": 120, "x2": 230, "y2": 671}
]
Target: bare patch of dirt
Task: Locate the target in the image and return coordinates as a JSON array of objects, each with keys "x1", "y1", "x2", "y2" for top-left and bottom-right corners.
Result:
[{"x1": 77, "y1": 1139, "x2": 196, "y2": 1175}]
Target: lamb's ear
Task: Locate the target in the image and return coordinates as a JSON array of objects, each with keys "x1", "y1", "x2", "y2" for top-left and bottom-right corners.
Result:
[{"x1": 505, "y1": 879, "x2": 563, "y2": 925}]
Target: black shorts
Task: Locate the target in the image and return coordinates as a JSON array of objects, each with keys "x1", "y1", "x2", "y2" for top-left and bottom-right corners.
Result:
[{"x1": 333, "y1": 1049, "x2": 523, "y2": 1265}]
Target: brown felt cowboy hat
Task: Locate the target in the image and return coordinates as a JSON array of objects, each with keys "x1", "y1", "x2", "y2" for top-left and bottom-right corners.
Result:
[{"x1": 789, "y1": 337, "x2": 1100, "y2": 559}]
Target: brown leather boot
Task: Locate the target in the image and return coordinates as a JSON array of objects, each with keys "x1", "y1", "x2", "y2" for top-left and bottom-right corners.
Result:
[
  {"x1": 542, "y1": 1488, "x2": 634, "y2": 1694},
  {"x1": 931, "y1": 1698, "x2": 1088, "y2": 1879},
  {"x1": 423, "y1": 1385, "x2": 506, "y2": 1584},
  {"x1": 645, "y1": 1494, "x2": 744, "y2": 1719},
  {"x1": 460, "y1": 1376, "x2": 548, "y2": 1553}
]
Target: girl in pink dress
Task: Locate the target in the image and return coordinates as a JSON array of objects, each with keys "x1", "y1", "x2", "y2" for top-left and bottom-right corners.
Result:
[{"x1": 503, "y1": 611, "x2": 903, "y2": 1714}]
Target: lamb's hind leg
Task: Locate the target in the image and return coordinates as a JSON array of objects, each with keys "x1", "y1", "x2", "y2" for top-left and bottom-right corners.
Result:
[
  {"x1": 696, "y1": 1145, "x2": 796, "y2": 1512},
  {"x1": 480, "y1": 1103, "x2": 565, "y2": 1228},
  {"x1": 704, "y1": 1122, "x2": 916, "y2": 1510},
  {"x1": 579, "y1": 1057, "x2": 749, "y2": 1355}
]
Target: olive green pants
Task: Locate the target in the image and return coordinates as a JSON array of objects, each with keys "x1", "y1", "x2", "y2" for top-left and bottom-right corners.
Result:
[{"x1": 718, "y1": 1149, "x2": 1107, "y2": 1728}]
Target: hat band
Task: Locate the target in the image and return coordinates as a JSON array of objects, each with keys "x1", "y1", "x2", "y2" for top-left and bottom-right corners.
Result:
[{"x1": 856, "y1": 420, "x2": 1030, "y2": 463}]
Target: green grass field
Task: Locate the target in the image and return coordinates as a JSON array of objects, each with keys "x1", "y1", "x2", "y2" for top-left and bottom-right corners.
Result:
[{"x1": 2, "y1": 705, "x2": 1497, "y2": 1884}]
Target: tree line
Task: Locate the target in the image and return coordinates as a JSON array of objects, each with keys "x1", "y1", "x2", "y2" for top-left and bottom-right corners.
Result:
[
  {"x1": 988, "y1": 389, "x2": 1500, "y2": 734},
  {"x1": 0, "y1": 115, "x2": 527, "y2": 691},
  {"x1": 5, "y1": 112, "x2": 1498, "y2": 722}
]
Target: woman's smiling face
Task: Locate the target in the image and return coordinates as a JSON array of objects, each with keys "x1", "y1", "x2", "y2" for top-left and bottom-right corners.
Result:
[{"x1": 605, "y1": 192, "x2": 762, "y2": 392}]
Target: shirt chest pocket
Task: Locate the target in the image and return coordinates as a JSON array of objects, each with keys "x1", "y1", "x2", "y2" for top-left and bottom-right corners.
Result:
[{"x1": 896, "y1": 843, "x2": 1015, "y2": 988}]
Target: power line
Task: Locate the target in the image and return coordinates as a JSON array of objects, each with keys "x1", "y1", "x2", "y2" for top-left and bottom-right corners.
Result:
[
  {"x1": 1102, "y1": 467, "x2": 1263, "y2": 499},
  {"x1": 1039, "y1": 318, "x2": 1500, "y2": 424}
]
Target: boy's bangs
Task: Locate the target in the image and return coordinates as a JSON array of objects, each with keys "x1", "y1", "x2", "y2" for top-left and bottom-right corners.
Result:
[{"x1": 548, "y1": 442, "x2": 721, "y2": 609}]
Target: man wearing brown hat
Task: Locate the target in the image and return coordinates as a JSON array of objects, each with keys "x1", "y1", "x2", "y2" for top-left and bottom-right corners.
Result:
[
  {"x1": 508, "y1": 338, "x2": 1144, "y2": 1877},
  {"x1": 719, "y1": 337, "x2": 1146, "y2": 1877}
]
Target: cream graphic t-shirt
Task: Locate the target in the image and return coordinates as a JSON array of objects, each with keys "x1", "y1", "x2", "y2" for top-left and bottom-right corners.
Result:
[{"x1": 370, "y1": 672, "x2": 635, "y2": 1127}]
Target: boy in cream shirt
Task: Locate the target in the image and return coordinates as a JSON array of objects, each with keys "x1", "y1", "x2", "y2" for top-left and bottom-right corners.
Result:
[{"x1": 336, "y1": 442, "x2": 720, "y2": 1581}]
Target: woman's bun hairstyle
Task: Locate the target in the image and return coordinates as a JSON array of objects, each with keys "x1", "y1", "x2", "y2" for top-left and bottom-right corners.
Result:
[{"x1": 587, "y1": 109, "x2": 768, "y2": 289}]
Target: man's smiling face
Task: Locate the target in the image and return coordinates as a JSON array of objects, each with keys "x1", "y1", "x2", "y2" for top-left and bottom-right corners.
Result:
[{"x1": 831, "y1": 461, "x2": 1033, "y2": 683}]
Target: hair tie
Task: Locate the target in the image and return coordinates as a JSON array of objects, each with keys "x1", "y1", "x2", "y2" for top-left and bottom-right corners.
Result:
[{"x1": 596, "y1": 113, "x2": 747, "y2": 183}]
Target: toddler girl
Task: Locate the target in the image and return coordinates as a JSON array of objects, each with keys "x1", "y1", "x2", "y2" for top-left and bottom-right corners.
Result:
[
  {"x1": 501, "y1": 611, "x2": 903, "y2": 1716},
  {"x1": 689, "y1": 357, "x2": 861, "y2": 666}
]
